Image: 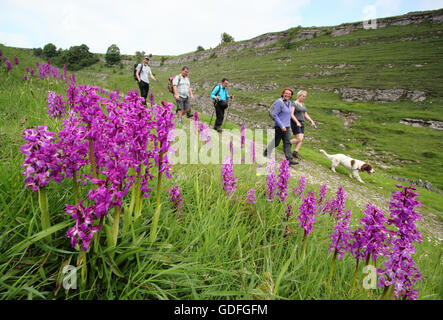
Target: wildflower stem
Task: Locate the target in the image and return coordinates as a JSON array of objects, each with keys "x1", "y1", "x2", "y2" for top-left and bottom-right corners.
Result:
[
  {"x1": 94, "y1": 216, "x2": 105, "y2": 253},
  {"x1": 112, "y1": 206, "x2": 121, "y2": 247},
  {"x1": 368, "y1": 258, "x2": 377, "y2": 298},
  {"x1": 380, "y1": 285, "x2": 394, "y2": 300},
  {"x1": 328, "y1": 249, "x2": 338, "y2": 285},
  {"x1": 149, "y1": 150, "x2": 164, "y2": 243},
  {"x1": 73, "y1": 171, "x2": 79, "y2": 205},
  {"x1": 128, "y1": 174, "x2": 138, "y2": 218},
  {"x1": 133, "y1": 171, "x2": 142, "y2": 220},
  {"x1": 79, "y1": 250, "x2": 87, "y2": 289},
  {"x1": 302, "y1": 230, "x2": 307, "y2": 259},
  {"x1": 88, "y1": 138, "x2": 98, "y2": 180},
  {"x1": 38, "y1": 187, "x2": 51, "y2": 233},
  {"x1": 365, "y1": 253, "x2": 371, "y2": 267},
  {"x1": 360, "y1": 253, "x2": 372, "y2": 293},
  {"x1": 350, "y1": 259, "x2": 360, "y2": 296}
]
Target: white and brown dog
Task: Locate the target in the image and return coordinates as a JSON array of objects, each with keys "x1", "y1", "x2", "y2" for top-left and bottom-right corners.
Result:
[{"x1": 320, "y1": 149, "x2": 374, "y2": 183}]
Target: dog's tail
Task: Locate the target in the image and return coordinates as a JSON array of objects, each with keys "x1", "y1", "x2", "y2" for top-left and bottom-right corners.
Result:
[{"x1": 319, "y1": 149, "x2": 333, "y2": 159}]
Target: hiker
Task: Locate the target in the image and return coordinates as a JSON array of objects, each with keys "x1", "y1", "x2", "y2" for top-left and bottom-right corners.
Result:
[
  {"x1": 290, "y1": 90, "x2": 316, "y2": 159},
  {"x1": 263, "y1": 88, "x2": 299, "y2": 166},
  {"x1": 210, "y1": 78, "x2": 233, "y2": 132},
  {"x1": 136, "y1": 57, "x2": 157, "y2": 105},
  {"x1": 173, "y1": 66, "x2": 194, "y2": 125}
]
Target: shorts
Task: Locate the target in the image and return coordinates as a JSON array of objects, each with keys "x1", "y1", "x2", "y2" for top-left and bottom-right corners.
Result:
[
  {"x1": 291, "y1": 120, "x2": 304, "y2": 135},
  {"x1": 176, "y1": 96, "x2": 190, "y2": 111}
]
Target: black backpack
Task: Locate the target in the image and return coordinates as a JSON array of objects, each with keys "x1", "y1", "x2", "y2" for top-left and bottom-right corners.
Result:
[{"x1": 134, "y1": 63, "x2": 143, "y2": 81}]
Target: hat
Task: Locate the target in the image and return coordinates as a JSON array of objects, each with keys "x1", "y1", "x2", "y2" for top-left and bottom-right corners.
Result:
[{"x1": 144, "y1": 57, "x2": 150, "y2": 60}]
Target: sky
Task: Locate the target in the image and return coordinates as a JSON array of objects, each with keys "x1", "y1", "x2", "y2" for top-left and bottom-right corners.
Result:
[{"x1": 1, "y1": 0, "x2": 442, "y2": 56}]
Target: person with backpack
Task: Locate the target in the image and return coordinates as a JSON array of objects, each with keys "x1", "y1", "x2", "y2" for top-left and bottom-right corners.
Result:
[
  {"x1": 290, "y1": 90, "x2": 316, "y2": 159},
  {"x1": 135, "y1": 57, "x2": 157, "y2": 105},
  {"x1": 263, "y1": 88, "x2": 298, "y2": 166},
  {"x1": 210, "y1": 78, "x2": 233, "y2": 133},
  {"x1": 172, "y1": 66, "x2": 194, "y2": 125}
]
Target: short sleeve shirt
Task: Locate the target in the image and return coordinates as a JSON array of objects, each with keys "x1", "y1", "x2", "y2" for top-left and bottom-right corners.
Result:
[
  {"x1": 172, "y1": 75, "x2": 191, "y2": 98},
  {"x1": 293, "y1": 101, "x2": 307, "y2": 122},
  {"x1": 136, "y1": 64, "x2": 151, "y2": 83}
]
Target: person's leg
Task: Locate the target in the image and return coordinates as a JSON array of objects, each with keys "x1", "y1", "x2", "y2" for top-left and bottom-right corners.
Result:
[
  {"x1": 220, "y1": 101, "x2": 227, "y2": 127},
  {"x1": 176, "y1": 99, "x2": 184, "y2": 122},
  {"x1": 294, "y1": 133, "x2": 304, "y2": 152},
  {"x1": 214, "y1": 102, "x2": 224, "y2": 129},
  {"x1": 265, "y1": 127, "x2": 282, "y2": 156},
  {"x1": 182, "y1": 97, "x2": 190, "y2": 120},
  {"x1": 142, "y1": 81, "x2": 149, "y2": 105},
  {"x1": 282, "y1": 129, "x2": 294, "y2": 160},
  {"x1": 138, "y1": 81, "x2": 146, "y2": 105}
]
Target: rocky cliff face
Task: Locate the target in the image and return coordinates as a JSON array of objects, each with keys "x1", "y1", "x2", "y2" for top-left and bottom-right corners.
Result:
[
  {"x1": 164, "y1": 31, "x2": 288, "y2": 65},
  {"x1": 338, "y1": 88, "x2": 427, "y2": 102},
  {"x1": 164, "y1": 10, "x2": 443, "y2": 65},
  {"x1": 331, "y1": 10, "x2": 443, "y2": 36}
]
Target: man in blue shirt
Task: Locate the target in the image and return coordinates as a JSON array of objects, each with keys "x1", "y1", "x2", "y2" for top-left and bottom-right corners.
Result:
[{"x1": 210, "y1": 78, "x2": 233, "y2": 132}]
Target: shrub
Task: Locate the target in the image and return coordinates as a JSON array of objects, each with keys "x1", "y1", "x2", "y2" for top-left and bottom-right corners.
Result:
[
  {"x1": 105, "y1": 44, "x2": 121, "y2": 66},
  {"x1": 43, "y1": 43, "x2": 58, "y2": 58},
  {"x1": 221, "y1": 32, "x2": 234, "y2": 44},
  {"x1": 55, "y1": 44, "x2": 99, "y2": 71},
  {"x1": 33, "y1": 47, "x2": 43, "y2": 57}
]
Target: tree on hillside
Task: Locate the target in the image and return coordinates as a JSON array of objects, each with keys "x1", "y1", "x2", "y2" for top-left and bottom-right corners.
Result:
[
  {"x1": 221, "y1": 32, "x2": 234, "y2": 44},
  {"x1": 43, "y1": 43, "x2": 58, "y2": 58},
  {"x1": 105, "y1": 44, "x2": 121, "y2": 66},
  {"x1": 135, "y1": 50, "x2": 145, "y2": 61},
  {"x1": 33, "y1": 47, "x2": 43, "y2": 57},
  {"x1": 196, "y1": 45, "x2": 204, "y2": 52},
  {"x1": 56, "y1": 44, "x2": 99, "y2": 71}
]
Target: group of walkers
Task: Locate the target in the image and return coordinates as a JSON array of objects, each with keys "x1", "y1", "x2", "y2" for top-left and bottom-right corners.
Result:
[
  {"x1": 264, "y1": 88, "x2": 316, "y2": 166},
  {"x1": 134, "y1": 58, "x2": 316, "y2": 166}
]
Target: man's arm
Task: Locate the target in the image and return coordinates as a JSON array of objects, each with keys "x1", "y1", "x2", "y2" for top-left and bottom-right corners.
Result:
[
  {"x1": 150, "y1": 71, "x2": 157, "y2": 82},
  {"x1": 210, "y1": 85, "x2": 219, "y2": 100},
  {"x1": 172, "y1": 76, "x2": 179, "y2": 100},
  {"x1": 173, "y1": 85, "x2": 179, "y2": 100},
  {"x1": 136, "y1": 67, "x2": 141, "y2": 82}
]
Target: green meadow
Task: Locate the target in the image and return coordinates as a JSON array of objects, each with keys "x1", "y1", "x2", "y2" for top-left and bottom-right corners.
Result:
[{"x1": 0, "y1": 10, "x2": 442, "y2": 300}]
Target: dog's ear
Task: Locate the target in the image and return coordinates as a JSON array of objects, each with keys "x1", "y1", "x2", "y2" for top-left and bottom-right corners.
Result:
[
  {"x1": 361, "y1": 164, "x2": 372, "y2": 174},
  {"x1": 351, "y1": 160, "x2": 355, "y2": 168}
]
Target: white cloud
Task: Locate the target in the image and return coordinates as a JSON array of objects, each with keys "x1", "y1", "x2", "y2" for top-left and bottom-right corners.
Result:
[
  {"x1": 1, "y1": 0, "x2": 441, "y2": 56},
  {"x1": 419, "y1": 0, "x2": 443, "y2": 11},
  {"x1": 0, "y1": 31, "x2": 32, "y2": 48},
  {"x1": 1, "y1": 0, "x2": 311, "y2": 55},
  {"x1": 373, "y1": 0, "x2": 402, "y2": 18}
]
